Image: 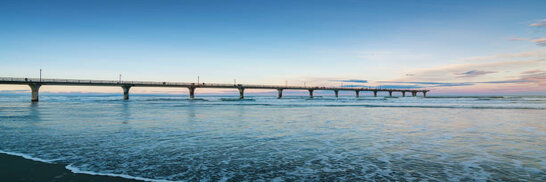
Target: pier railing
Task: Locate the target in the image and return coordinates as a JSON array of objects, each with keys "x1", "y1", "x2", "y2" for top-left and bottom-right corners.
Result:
[{"x1": 0, "y1": 77, "x2": 426, "y2": 91}]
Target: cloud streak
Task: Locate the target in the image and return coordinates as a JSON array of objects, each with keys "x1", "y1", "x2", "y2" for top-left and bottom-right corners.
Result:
[
  {"x1": 376, "y1": 85, "x2": 424, "y2": 89},
  {"x1": 379, "y1": 81, "x2": 475, "y2": 87},
  {"x1": 529, "y1": 19, "x2": 546, "y2": 27},
  {"x1": 531, "y1": 38, "x2": 546, "y2": 47},
  {"x1": 456, "y1": 70, "x2": 497, "y2": 78},
  {"x1": 340, "y1": 84, "x2": 369, "y2": 88},
  {"x1": 381, "y1": 71, "x2": 545, "y2": 88},
  {"x1": 330, "y1": 79, "x2": 368, "y2": 83},
  {"x1": 462, "y1": 50, "x2": 546, "y2": 62}
]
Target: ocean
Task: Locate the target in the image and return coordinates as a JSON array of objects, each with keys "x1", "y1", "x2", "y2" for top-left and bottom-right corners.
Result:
[{"x1": 0, "y1": 94, "x2": 544, "y2": 181}]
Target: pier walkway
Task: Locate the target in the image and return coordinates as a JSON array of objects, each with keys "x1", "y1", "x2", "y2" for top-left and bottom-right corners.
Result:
[{"x1": 0, "y1": 77, "x2": 429, "y2": 102}]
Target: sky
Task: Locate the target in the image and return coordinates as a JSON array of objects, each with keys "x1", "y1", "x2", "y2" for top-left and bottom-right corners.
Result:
[{"x1": 0, "y1": 0, "x2": 545, "y2": 95}]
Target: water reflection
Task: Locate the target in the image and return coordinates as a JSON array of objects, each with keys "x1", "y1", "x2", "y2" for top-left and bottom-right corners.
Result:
[
  {"x1": 28, "y1": 102, "x2": 42, "y2": 122},
  {"x1": 121, "y1": 101, "x2": 130, "y2": 124}
]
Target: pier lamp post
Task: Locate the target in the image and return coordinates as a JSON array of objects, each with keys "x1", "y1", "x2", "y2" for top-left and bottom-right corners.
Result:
[
  {"x1": 119, "y1": 74, "x2": 122, "y2": 83},
  {"x1": 39, "y1": 69, "x2": 42, "y2": 82},
  {"x1": 198, "y1": 76, "x2": 200, "y2": 84}
]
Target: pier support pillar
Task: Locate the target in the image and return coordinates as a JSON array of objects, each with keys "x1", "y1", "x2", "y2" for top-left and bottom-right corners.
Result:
[
  {"x1": 122, "y1": 85, "x2": 131, "y2": 100},
  {"x1": 423, "y1": 91, "x2": 427, "y2": 97},
  {"x1": 388, "y1": 91, "x2": 393, "y2": 97},
  {"x1": 308, "y1": 89, "x2": 314, "y2": 98},
  {"x1": 277, "y1": 89, "x2": 283, "y2": 99},
  {"x1": 355, "y1": 91, "x2": 360, "y2": 98},
  {"x1": 238, "y1": 88, "x2": 245, "y2": 99},
  {"x1": 334, "y1": 90, "x2": 339, "y2": 98},
  {"x1": 188, "y1": 87, "x2": 196, "y2": 99},
  {"x1": 402, "y1": 91, "x2": 406, "y2": 97},
  {"x1": 29, "y1": 84, "x2": 41, "y2": 102},
  {"x1": 373, "y1": 91, "x2": 377, "y2": 97},
  {"x1": 412, "y1": 91, "x2": 417, "y2": 97}
]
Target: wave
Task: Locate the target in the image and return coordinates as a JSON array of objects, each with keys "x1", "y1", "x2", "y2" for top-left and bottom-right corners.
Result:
[
  {"x1": 66, "y1": 164, "x2": 174, "y2": 182},
  {"x1": 0, "y1": 150, "x2": 56, "y2": 164},
  {"x1": 425, "y1": 96, "x2": 505, "y2": 99},
  {"x1": 191, "y1": 103, "x2": 545, "y2": 109},
  {"x1": 220, "y1": 98, "x2": 255, "y2": 101},
  {"x1": 0, "y1": 150, "x2": 172, "y2": 182},
  {"x1": 321, "y1": 104, "x2": 545, "y2": 110},
  {"x1": 144, "y1": 98, "x2": 207, "y2": 102}
]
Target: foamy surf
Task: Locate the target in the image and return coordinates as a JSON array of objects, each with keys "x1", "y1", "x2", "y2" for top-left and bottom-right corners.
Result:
[
  {"x1": 65, "y1": 164, "x2": 175, "y2": 182},
  {"x1": 0, "y1": 150, "x2": 175, "y2": 182},
  {"x1": 0, "y1": 150, "x2": 57, "y2": 164}
]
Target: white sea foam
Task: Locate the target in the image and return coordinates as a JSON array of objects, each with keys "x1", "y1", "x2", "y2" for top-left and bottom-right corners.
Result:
[
  {"x1": 65, "y1": 164, "x2": 176, "y2": 182},
  {"x1": 0, "y1": 150, "x2": 56, "y2": 163}
]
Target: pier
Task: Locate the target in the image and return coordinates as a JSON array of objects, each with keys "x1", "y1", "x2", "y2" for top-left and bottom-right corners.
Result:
[{"x1": 0, "y1": 77, "x2": 429, "y2": 102}]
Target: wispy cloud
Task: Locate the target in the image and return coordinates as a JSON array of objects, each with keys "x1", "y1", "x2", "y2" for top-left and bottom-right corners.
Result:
[
  {"x1": 330, "y1": 79, "x2": 368, "y2": 83},
  {"x1": 376, "y1": 85, "x2": 424, "y2": 89},
  {"x1": 477, "y1": 80, "x2": 527, "y2": 84},
  {"x1": 529, "y1": 19, "x2": 546, "y2": 27},
  {"x1": 520, "y1": 70, "x2": 545, "y2": 75},
  {"x1": 379, "y1": 81, "x2": 475, "y2": 87},
  {"x1": 401, "y1": 56, "x2": 545, "y2": 83},
  {"x1": 462, "y1": 50, "x2": 546, "y2": 62},
  {"x1": 340, "y1": 84, "x2": 369, "y2": 88},
  {"x1": 455, "y1": 70, "x2": 497, "y2": 78},
  {"x1": 531, "y1": 38, "x2": 546, "y2": 46},
  {"x1": 380, "y1": 79, "x2": 534, "y2": 88}
]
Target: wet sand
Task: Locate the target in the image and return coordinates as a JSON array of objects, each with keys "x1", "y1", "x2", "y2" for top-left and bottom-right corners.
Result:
[{"x1": 0, "y1": 153, "x2": 139, "y2": 182}]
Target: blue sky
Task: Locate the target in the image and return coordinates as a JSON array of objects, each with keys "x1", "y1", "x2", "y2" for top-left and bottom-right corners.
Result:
[{"x1": 0, "y1": 0, "x2": 544, "y2": 94}]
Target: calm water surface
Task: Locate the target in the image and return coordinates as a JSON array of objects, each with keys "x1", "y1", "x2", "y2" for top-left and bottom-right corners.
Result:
[{"x1": 0, "y1": 95, "x2": 545, "y2": 181}]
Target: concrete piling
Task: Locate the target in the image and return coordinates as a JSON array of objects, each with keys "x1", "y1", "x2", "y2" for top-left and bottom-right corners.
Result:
[
  {"x1": 122, "y1": 85, "x2": 131, "y2": 100},
  {"x1": 238, "y1": 88, "x2": 245, "y2": 99},
  {"x1": 188, "y1": 87, "x2": 196, "y2": 99},
  {"x1": 29, "y1": 84, "x2": 41, "y2": 102}
]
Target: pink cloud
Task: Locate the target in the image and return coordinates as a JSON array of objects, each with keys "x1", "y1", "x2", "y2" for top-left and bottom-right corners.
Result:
[
  {"x1": 531, "y1": 38, "x2": 546, "y2": 46},
  {"x1": 455, "y1": 70, "x2": 497, "y2": 78},
  {"x1": 529, "y1": 19, "x2": 546, "y2": 27}
]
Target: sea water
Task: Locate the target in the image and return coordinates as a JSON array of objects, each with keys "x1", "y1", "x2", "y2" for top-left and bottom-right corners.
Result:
[{"x1": 0, "y1": 94, "x2": 544, "y2": 181}]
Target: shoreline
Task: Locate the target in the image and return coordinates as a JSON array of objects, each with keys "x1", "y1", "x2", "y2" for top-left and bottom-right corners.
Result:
[{"x1": 0, "y1": 153, "x2": 141, "y2": 182}]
